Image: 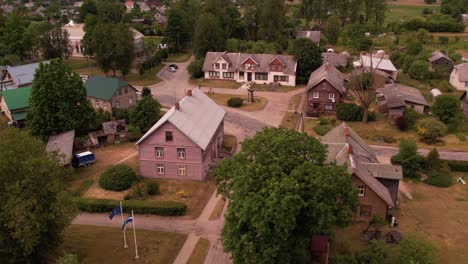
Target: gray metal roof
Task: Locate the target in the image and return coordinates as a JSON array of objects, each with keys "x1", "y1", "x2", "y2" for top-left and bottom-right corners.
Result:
[
  {"x1": 135, "y1": 88, "x2": 226, "y2": 150},
  {"x1": 5, "y1": 61, "x2": 48, "y2": 86},
  {"x1": 361, "y1": 163, "x2": 403, "y2": 180},
  {"x1": 296, "y1": 30, "x2": 321, "y2": 43},
  {"x1": 354, "y1": 55, "x2": 398, "y2": 73},
  {"x1": 202, "y1": 51, "x2": 297, "y2": 75},
  {"x1": 46, "y1": 130, "x2": 75, "y2": 166}
]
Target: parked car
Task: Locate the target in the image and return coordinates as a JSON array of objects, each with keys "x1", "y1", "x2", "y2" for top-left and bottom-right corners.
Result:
[
  {"x1": 168, "y1": 66, "x2": 177, "y2": 72},
  {"x1": 169, "y1": 64, "x2": 178, "y2": 69},
  {"x1": 72, "y1": 151, "x2": 96, "y2": 167}
]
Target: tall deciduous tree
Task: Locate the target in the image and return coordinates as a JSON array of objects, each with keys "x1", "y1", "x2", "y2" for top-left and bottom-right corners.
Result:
[
  {"x1": 193, "y1": 14, "x2": 226, "y2": 58},
  {"x1": 164, "y1": 7, "x2": 191, "y2": 53},
  {"x1": 431, "y1": 95, "x2": 462, "y2": 124},
  {"x1": 326, "y1": 15, "x2": 341, "y2": 45},
  {"x1": 288, "y1": 38, "x2": 322, "y2": 84},
  {"x1": 27, "y1": 59, "x2": 95, "y2": 140},
  {"x1": 40, "y1": 26, "x2": 71, "y2": 59},
  {"x1": 258, "y1": 0, "x2": 286, "y2": 43},
  {"x1": 0, "y1": 129, "x2": 75, "y2": 263},
  {"x1": 90, "y1": 23, "x2": 134, "y2": 77},
  {"x1": 0, "y1": 11, "x2": 30, "y2": 60},
  {"x1": 130, "y1": 88, "x2": 161, "y2": 133},
  {"x1": 214, "y1": 128, "x2": 358, "y2": 264}
]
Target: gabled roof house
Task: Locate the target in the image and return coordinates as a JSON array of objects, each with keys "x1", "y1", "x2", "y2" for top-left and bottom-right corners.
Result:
[
  {"x1": 0, "y1": 85, "x2": 31, "y2": 125},
  {"x1": 450, "y1": 63, "x2": 468, "y2": 91},
  {"x1": 353, "y1": 54, "x2": 398, "y2": 80},
  {"x1": 428, "y1": 50, "x2": 453, "y2": 68},
  {"x1": 322, "y1": 123, "x2": 402, "y2": 221},
  {"x1": 135, "y1": 88, "x2": 226, "y2": 181},
  {"x1": 202, "y1": 51, "x2": 297, "y2": 86},
  {"x1": 85, "y1": 76, "x2": 138, "y2": 113},
  {"x1": 1, "y1": 61, "x2": 47, "y2": 90}
]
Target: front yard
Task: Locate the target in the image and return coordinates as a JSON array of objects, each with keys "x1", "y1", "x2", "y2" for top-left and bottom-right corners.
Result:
[
  {"x1": 206, "y1": 92, "x2": 268, "y2": 112},
  {"x1": 58, "y1": 225, "x2": 186, "y2": 264}
]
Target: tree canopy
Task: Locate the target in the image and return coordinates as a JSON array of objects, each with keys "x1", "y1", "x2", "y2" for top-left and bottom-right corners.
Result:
[
  {"x1": 0, "y1": 129, "x2": 75, "y2": 263},
  {"x1": 288, "y1": 38, "x2": 322, "y2": 84},
  {"x1": 193, "y1": 13, "x2": 226, "y2": 58},
  {"x1": 130, "y1": 89, "x2": 162, "y2": 133},
  {"x1": 214, "y1": 128, "x2": 358, "y2": 264},
  {"x1": 431, "y1": 95, "x2": 462, "y2": 124},
  {"x1": 27, "y1": 59, "x2": 95, "y2": 140}
]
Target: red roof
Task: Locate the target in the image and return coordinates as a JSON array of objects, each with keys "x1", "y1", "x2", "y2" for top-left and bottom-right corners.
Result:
[{"x1": 311, "y1": 235, "x2": 328, "y2": 253}]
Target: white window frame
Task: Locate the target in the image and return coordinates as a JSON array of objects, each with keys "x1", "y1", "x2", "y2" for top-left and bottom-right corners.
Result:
[
  {"x1": 157, "y1": 164, "x2": 164, "y2": 175},
  {"x1": 357, "y1": 185, "x2": 365, "y2": 197},
  {"x1": 329, "y1": 93, "x2": 335, "y2": 100},
  {"x1": 178, "y1": 165, "x2": 186, "y2": 176},
  {"x1": 129, "y1": 97, "x2": 133, "y2": 104},
  {"x1": 177, "y1": 148, "x2": 186, "y2": 159},
  {"x1": 313, "y1": 92, "x2": 319, "y2": 99},
  {"x1": 155, "y1": 147, "x2": 164, "y2": 158}
]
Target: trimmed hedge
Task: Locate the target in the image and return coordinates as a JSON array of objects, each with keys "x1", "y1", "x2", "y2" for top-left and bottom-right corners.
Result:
[
  {"x1": 443, "y1": 159, "x2": 468, "y2": 172},
  {"x1": 425, "y1": 172, "x2": 453, "y2": 188},
  {"x1": 227, "y1": 97, "x2": 244, "y2": 107},
  {"x1": 314, "y1": 125, "x2": 331, "y2": 136},
  {"x1": 74, "y1": 198, "x2": 187, "y2": 216}
]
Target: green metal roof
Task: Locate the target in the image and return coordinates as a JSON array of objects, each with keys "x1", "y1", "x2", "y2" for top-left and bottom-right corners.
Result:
[
  {"x1": 85, "y1": 76, "x2": 129, "y2": 100},
  {"x1": 1, "y1": 86, "x2": 32, "y2": 111},
  {"x1": 11, "y1": 111, "x2": 27, "y2": 121}
]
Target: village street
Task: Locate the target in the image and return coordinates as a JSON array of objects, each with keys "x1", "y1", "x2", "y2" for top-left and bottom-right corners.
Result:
[{"x1": 74, "y1": 61, "x2": 468, "y2": 264}]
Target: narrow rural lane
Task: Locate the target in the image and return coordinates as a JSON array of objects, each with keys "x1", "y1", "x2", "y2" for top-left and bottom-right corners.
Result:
[{"x1": 372, "y1": 144, "x2": 468, "y2": 161}]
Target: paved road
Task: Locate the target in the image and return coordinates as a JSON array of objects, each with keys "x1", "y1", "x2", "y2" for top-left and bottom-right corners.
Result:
[{"x1": 371, "y1": 144, "x2": 468, "y2": 161}]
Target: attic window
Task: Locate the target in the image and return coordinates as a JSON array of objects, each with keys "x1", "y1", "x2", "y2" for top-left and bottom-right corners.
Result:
[
  {"x1": 165, "y1": 131, "x2": 173, "y2": 142},
  {"x1": 357, "y1": 185, "x2": 365, "y2": 197}
]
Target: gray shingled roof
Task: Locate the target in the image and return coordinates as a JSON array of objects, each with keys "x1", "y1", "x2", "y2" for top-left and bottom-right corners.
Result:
[
  {"x1": 321, "y1": 123, "x2": 400, "y2": 207},
  {"x1": 322, "y1": 52, "x2": 349, "y2": 67},
  {"x1": 5, "y1": 61, "x2": 48, "y2": 86},
  {"x1": 135, "y1": 88, "x2": 226, "y2": 150},
  {"x1": 454, "y1": 63, "x2": 468, "y2": 82},
  {"x1": 202, "y1": 51, "x2": 297, "y2": 75},
  {"x1": 428, "y1": 50, "x2": 453, "y2": 64},
  {"x1": 306, "y1": 63, "x2": 348, "y2": 94},
  {"x1": 296, "y1": 30, "x2": 321, "y2": 44},
  {"x1": 377, "y1": 83, "x2": 429, "y2": 109}
]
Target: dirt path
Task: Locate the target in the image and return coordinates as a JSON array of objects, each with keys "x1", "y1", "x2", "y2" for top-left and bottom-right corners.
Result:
[{"x1": 387, "y1": 0, "x2": 440, "y2": 6}]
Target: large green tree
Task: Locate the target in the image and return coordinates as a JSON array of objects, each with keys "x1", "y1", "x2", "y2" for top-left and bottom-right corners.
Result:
[
  {"x1": 214, "y1": 128, "x2": 358, "y2": 264},
  {"x1": 90, "y1": 23, "x2": 134, "y2": 76},
  {"x1": 258, "y1": 0, "x2": 286, "y2": 43},
  {"x1": 164, "y1": 6, "x2": 191, "y2": 53},
  {"x1": 431, "y1": 95, "x2": 462, "y2": 124},
  {"x1": 0, "y1": 129, "x2": 75, "y2": 263},
  {"x1": 288, "y1": 38, "x2": 322, "y2": 84},
  {"x1": 27, "y1": 59, "x2": 95, "y2": 140},
  {"x1": 0, "y1": 11, "x2": 30, "y2": 60},
  {"x1": 39, "y1": 26, "x2": 71, "y2": 60},
  {"x1": 326, "y1": 15, "x2": 341, "y2": 45},
  {"x1": 130, "y1": 88, "x2": 161, "y2": 133},
  {"x1": 193, "y1": 13, "x2": 226, "y2": 58}
]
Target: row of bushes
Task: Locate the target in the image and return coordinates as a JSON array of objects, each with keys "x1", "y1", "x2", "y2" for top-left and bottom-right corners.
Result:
[
  {"x1": 74, "y1": 198, "x2": 187, "y2": 216},
  {"x1": 443, "y1": 159, "x2": 468, "y2": 172},
  {"x1": 336, "y1": 103, "x2": 375, "y2": 122},
  {"x1": 402, "y1": 15, "x2": 465, "y2": 33}
]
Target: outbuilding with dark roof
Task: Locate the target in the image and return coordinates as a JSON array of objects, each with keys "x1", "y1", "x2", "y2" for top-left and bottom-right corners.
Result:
[{"x1": 0, "y1": 86, "x2": 31, "y2": 125}]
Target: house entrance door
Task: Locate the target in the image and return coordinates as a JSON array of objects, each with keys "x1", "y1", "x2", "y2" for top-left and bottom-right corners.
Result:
[{"x1": 247, "y1": 72, "x2": 252, "y2": 81}]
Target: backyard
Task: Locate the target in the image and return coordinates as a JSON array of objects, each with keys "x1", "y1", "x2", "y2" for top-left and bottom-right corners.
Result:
[
  {"x1": 385, "y1": 4, "x2": 440, "y2": 24},
  {"x1": 64, "y1": 58, "x2": 163, "y2": 86},
  {"x1": 330, "y1": 180, "x2": 468, "y2": 263},
  {"x1": 57, "y1": 225, "x2": 186, "y2": 264}
]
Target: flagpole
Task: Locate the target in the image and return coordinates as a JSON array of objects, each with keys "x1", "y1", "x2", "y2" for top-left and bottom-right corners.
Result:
[
  {"x1": 131, "y1": 211, "x2": 139, "y2": 259},
  {"x1": 120, "y1": 201, "x2": 128, "y2": 248}
]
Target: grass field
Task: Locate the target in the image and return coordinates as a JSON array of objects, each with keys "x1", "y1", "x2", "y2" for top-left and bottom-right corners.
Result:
[
  {"x1": 58, "y1": 225, "x2": 186, "y2": 264},
  {"x1": 190, "y1": 79, "x2": 243, "y2": 89},
  {"x1": 64, "y1": 58, "x2": 162, "y2": 86},
  {"x1": 187, "y1": 238, "x2": 210, "y2": 264},
  {"x1": 206, "y1": 92, "x2": 268, "y2": 112},
  {"x1": 209, "y1": 198, "x2": 226, "y2": 220},
  {"x1": 386, "y1": 4, "x2": 439, "y2": 24}
]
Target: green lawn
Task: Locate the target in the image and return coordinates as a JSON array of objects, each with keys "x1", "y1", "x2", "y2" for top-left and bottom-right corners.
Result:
[
  {"x1": 57, "y1": 225, "x2": 187, "y2": 264},
  {"x1": 166, "y1": 52, "x2": 192, "y2": 62},
  {"x1": 386, "y1": 4, "x2": 439, "y2": 24},
  {"x1": 187, "y1": 238, "x2": 210, "y2": 264},
  {"x1": 64, "y1": 58, "x2": 162, "y2": 86}
]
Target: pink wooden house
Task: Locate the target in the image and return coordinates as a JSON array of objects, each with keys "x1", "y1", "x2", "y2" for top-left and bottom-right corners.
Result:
[{"x1": 135, "y1": 88, "x2": 226, "y2": 181}]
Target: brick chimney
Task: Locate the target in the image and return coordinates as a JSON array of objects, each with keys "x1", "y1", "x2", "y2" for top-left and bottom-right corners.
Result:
[
  {"x1": 175, "y1": 102, "x2": 180, "y2": 110},
  {"x1": 348, "y1": 144, "x2": 353, "y2": 154},
  {"x1": 186, "y1": 90, "x2": 192, "y2": 96}
]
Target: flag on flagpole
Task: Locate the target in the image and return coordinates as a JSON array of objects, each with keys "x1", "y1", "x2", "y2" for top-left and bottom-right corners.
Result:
[
  {"x1": 109, "y1": 206, "x2": 121, "y2": 220},
  {"x1": 122, "y1": 216, "x2": 134, "y2": 231}
]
